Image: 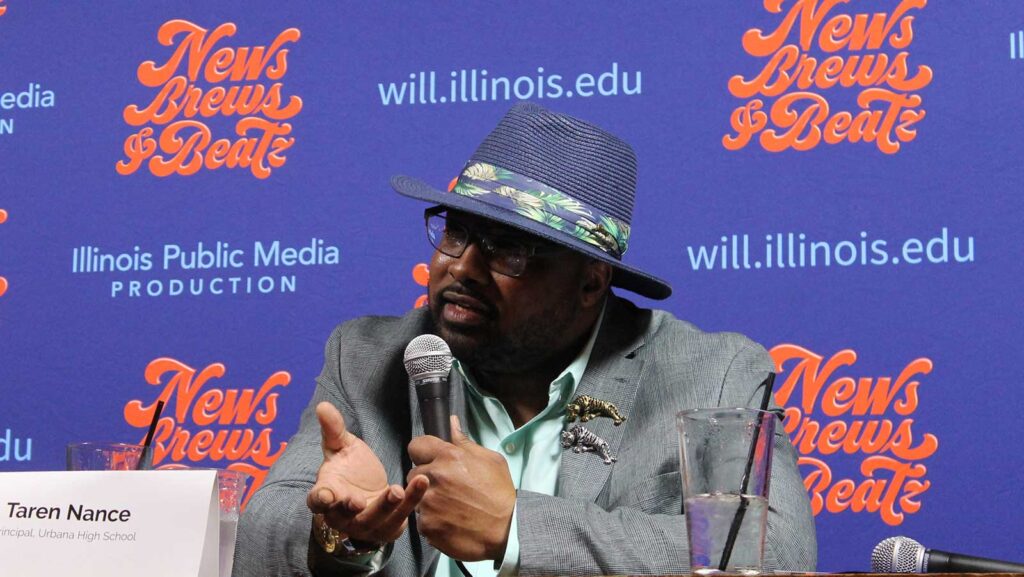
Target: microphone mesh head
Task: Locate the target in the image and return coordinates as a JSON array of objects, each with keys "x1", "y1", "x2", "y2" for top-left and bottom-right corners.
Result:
[
  {"x1": 872, "y1": 536, "x2": 926, "y2": 573},
  {"x1": 403, "y1": 335, "x2": 453, "y2": 380}
]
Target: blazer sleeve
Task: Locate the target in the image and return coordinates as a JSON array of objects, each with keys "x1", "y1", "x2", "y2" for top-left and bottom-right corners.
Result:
[
  {"x1": 232, "y1": 324, "x2": 393, "y2": 577},
  {"x1": 513, "y1": 342, "x2": 817, "y2": 576}
]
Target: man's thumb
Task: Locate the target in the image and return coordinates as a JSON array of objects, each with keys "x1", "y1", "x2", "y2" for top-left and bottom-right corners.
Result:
[
  {"x1": 317, "y1": 401, "x2": 353, "y2": 452},
  {"x1": 450, "y1": 415, "x2": 474, "y2": 446}
]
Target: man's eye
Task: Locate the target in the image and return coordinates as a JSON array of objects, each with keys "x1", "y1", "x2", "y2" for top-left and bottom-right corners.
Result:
[{"x1": 489, "y1": 239, "x2": 528, "y2": 255}]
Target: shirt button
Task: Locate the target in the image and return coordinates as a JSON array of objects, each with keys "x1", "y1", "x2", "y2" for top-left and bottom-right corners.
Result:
[{"x1": 505, "y1": 442, "x2": 516, "y2": 453}]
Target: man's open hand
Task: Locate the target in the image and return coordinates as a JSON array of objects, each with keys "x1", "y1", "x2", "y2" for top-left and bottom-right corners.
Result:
[
  {"x1": 407, "y1": 416, "x2": 516, "y2": 562},
  {"x1": 307, "y1": 402, "x2": 429, "y2": 545}
]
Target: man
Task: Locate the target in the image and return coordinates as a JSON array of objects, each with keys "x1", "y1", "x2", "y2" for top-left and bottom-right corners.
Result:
[{"x1": 233, "y1": 102, "x2": 816, "y2": 577}]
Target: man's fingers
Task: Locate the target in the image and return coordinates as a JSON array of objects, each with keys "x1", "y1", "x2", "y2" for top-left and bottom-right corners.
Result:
[
  {"x1": 346, "y1": 478, "x2": 428, "y2": 542},
  {"x1": 377, "y1": 476, "x2": 430, "y2": 543},
  {"x1": 306, "y1": 486, "x2": 336, "y2": 513},
  {"x1": 352, "y1": 484, "x2": 403, "y2": 525},
  {"x1": 317, "y1": 402, "x2": 354, "y2": 453},
  {"x1": 392, "y1": 475, "x2": 429, "y2": 519},
  {"x1": 307, "y1": 481, "x2": 366, "y2": 514},
  {"x1": 407, "y1": 434, "x2": 450, "y2": 465}
]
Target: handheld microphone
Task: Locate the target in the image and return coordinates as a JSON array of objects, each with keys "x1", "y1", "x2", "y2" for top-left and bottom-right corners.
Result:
[
  {"x1": 872, "y1": 536, "x2": 1024, "y2": 573},
  {"x1": 403, "y1": 335, "x2": 454, "y2": 442}
]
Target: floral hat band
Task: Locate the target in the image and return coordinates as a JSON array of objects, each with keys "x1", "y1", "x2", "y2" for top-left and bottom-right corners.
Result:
[{"x1": 449, "y1": 161, "x2": 631, "y2": 259}]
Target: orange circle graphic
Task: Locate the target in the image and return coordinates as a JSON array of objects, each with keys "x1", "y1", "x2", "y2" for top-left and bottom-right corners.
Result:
[{"x1": 412, "y1": 263, "x2": 430, "y2": 286}]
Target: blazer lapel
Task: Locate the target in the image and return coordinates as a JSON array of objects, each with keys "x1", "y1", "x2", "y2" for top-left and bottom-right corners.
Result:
[{"x1": 557, "y1": 297, "x2": 648, "y2": 503}]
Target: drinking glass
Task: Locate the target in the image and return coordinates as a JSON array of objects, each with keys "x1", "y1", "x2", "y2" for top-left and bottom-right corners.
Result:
[
  {"x1": 214, "y1": 469, "x2": 250, "y2": 577},
  {"x1": 677, "y1": 408, "x2": 776, "y2": 575},
  {"x1": 65, "y1": 442, "x2": 149, "y2": 471}
]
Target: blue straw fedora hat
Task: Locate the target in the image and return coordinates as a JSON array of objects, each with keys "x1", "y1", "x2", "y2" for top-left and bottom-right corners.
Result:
[{"x1": 391, "y1": 102, "x2": 671, "y2": 300}]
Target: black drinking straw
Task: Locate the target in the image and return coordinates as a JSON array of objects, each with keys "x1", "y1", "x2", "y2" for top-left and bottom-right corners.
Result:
[
  {"x1": 718, "y1": 372, "x2": 776, "y2": 571},
  {"x1": 136, "y1": 400, "x2": 164, "y2": 470}
]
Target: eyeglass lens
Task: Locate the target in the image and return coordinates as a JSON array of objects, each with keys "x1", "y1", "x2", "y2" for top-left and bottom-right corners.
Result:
[{"x1": 425, "y1": 213, "x2": 530, "y2": 277}]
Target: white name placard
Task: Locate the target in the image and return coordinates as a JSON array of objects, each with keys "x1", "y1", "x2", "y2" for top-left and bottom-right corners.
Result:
[{"x1": 0, "y1": 470, "x2": 218, "y2": 577}]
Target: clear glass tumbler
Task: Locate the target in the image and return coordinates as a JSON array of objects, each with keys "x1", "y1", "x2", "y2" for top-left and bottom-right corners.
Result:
[
  {"x1": 214, "y1": 469, "x2": 250, "y2": 577},
  {"x1": 65, "y1": 442, "x2": 149, "y2": 471},
  {"x1": 677, "y1": 408, "x2": 776, "y2": 575}
]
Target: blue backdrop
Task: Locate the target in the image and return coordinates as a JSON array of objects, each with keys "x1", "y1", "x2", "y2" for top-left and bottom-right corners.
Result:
[{"x1": 2, "y1": 1, "x2": 1022, "y2": 570}]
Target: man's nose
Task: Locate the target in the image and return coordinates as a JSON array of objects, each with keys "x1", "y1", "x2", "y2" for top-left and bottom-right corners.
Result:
[{"x1": 447, "y1": 240, "x2": 492, "y2": 284}]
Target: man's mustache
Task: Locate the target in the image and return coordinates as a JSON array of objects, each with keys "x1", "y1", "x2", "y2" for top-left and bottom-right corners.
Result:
[{"x1": 439, "y1": 283, "x2": 496, "y2": 317}]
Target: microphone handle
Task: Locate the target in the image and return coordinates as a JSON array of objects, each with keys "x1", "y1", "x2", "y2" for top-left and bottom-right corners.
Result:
[
  {"x1": 413, "y1": 375, "x2": 469, "y2": 577},
  {"x1": 927, "y1": 549, "x2": 1024, "y2": 573},
  {"x1": 415, "y1": 376, "x2": 451, "y2": 442}
]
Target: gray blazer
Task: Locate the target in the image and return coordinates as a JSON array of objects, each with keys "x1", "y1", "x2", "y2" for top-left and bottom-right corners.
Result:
[{"x1": 234, "y1": 296, "x2": 817, "y2": 577}]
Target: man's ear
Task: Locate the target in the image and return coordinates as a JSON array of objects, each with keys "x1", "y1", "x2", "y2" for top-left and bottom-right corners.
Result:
[{"x1": 580, "y1": 260, "x2": 613, "y2": 308}]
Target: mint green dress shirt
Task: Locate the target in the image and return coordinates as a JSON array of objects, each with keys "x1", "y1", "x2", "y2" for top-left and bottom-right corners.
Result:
[{"x1": 435, "y1": 315, "x2": 602, "y2": 577}]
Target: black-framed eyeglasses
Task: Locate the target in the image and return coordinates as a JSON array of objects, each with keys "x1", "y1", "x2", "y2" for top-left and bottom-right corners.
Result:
[{"x1": 424, "y1": 207, "x2": 566, "y2": 277}]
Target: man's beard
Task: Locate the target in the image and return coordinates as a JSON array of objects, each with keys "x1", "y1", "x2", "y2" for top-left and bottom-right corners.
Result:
[{"x1": 429, "y1": 286, "x2": 581, "y2": 375}]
